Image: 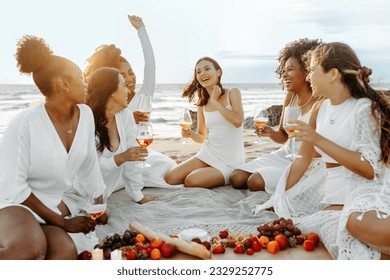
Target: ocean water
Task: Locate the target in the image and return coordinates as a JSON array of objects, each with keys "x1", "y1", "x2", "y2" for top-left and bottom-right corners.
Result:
[
  {"x1": 0, "y1": 83, "x2": 287, "y2": 139},
  {"x1": 1, "y1": 83, "x2": 389, "y2": 139}
]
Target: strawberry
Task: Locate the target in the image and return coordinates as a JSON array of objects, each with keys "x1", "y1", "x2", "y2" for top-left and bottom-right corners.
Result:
[
  {"x1": 219, "y1": 229, "x2": 229, "y2": 239},
  {"x1": 212, "y1": 244, "x2": 225, "y2": 254},
  {"x1": 78, "y1": 250, "x2": 92, "y2": 260},
  {"x1": 233, "y1": 243, "x2": 244, "y2": 254},
  {"x1": 126, "y1": 249, "x2": 137, "y2": 260},
  {"x1": 246, "y1": 248, "x2": 255, "y2": 255},
  {"x1": 251, "y1": 241, "x2": 262, "y2": 252}
]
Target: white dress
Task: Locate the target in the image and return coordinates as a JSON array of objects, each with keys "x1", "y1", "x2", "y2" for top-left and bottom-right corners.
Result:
[
  {"x1": 0, "y1": 104, "x2": 106, "y2": 223},
  {"x1": 253, "y1": 98, "x2": 382, "y2": 259},
  {"x1": 96, "y1": 109, "x2": 176, "y2": 202},
  {"x1": 195, "y1": 91, "x2": 245, "y2": 184},
  {"x1": 239, "y1": 106, "x2": 310, "y2": 194}
]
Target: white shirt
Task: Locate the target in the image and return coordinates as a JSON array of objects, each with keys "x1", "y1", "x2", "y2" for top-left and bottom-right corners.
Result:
[{"x1": 0, "y1": 103, "x2": 106, "y2": 223}]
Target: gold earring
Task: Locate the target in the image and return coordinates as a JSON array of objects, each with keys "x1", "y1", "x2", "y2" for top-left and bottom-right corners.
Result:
[{"x1": 64, "y1": 88, "x2": 69, "y2": 93}]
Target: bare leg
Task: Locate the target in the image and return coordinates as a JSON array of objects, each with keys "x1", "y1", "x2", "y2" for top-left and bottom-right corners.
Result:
[
  {"x1": 164, "y1": 157, "x2": 208, "y2": 185},
  {"x1": 229, "y1": 169, "x2": 251, "y2": 189},
  {"x1": 347, "y1": 211, "x2": 390, "y2": 256},
  {"x1": 184, "y1": 167, "x2": 225, "y2": 188},
  {"x1": 0, "y1": 206, "x2": 46, "y2": 260},
  {"x1": 247, "y1": 173, "x2": 266, "y2": 191},
  {"x1": 41, "y1": 225, "x2": 77, "y2": 260}
]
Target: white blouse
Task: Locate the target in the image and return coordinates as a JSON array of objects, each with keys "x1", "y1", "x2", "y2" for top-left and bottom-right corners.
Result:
[{"x1": 0, "y1": 103, "x2": 106, "y2": 223}]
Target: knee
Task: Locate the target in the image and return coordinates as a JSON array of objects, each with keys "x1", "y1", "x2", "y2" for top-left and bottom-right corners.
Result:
[
  {"x1": 164, "y1": 170, "x2": 179, "y2": 185},
  {"x1": 184, "y1": 174, "x2": 200, "y2": 188},
  {"x1": 229, "y1": 170, "x2": 247, "y2": 189},
  {"x1": 247, "y1": 173, "x2": 265, "y2": 192}
]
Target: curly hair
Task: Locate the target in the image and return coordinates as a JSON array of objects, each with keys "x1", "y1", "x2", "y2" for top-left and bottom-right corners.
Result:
[
  {"x1": 312, "y1": 42, "x2": 390, "y2": 164},
  {"x1": 83, "y1": 44, "x2": 129, "y2": 82},
  {"x1": 182, "y1": 57, "x2": 225, "y2": 106},
  {"x1": 86, "y1": 67, "x2": 121, "y2": 153},
  {"x1": 275, "y1": 38, "x2": 322, "y2": 83},
  {"x1": 15, "y1": 35, "x2": 74, "y2": 96}
]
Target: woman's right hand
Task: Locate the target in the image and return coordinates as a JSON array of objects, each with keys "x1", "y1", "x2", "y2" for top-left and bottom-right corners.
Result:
[
  {"x1": 63, "y1": 216, "x2": 96, "y2": 234},
  {"x1": 255, "y1": 125, "x2": 274, "y2": 138},
  {"x1": 124, "y1": 146, "x2": 148, "y2": 161},
  {"x1": 181, "y1": 127, "x2": 191, "y2": 138}
]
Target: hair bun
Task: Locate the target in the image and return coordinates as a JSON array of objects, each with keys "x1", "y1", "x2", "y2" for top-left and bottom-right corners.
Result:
[
  {"x1": 360, "y1": 66, "x2": 372, "y2": 84},
  {"x1": 15, "y1": 35, "x2": 53, "y2": 74}
]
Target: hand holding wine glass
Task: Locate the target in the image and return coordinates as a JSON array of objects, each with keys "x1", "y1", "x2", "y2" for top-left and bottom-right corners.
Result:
[
  {"x1": 253, "y1": 105, "x2": 269, "y2": 144},
  {"x1": 179, "y1": 108, "x2": 193, "y2": 144},
  {"x1": 135, "y1": 95, "x2": 152, "y2": 123},
  {"x1": 135, "y1": 122, "x2": 153, "y2": 168},
  {"x1": 85, "y1": 194, "x2": 107, "y2": 241},
  {"x1": 283, "y1": 106, "x2": 302, "y2": 159}
]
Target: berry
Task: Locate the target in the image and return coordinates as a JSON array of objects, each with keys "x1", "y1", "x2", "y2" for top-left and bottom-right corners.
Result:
[
  {"x1": 252, "y1": 242, "x2": 262, "y2": 252},
  {"x1": 78, "y1": 250, "x2": 92, "y2": 260},
  {"x1": 212, "y1": 244, "x2": 225, "y2": 254},
  {"x1": 191, "y1": 237, "x2": 202, "y2": 244},
  {"x1": 233, "y1": 243, "x2": 244, "y2": 254},
  {"x1": 201, "y1": 241, "x2": 211, "y2": 250},
  {"x1": 219, "y1": 230, "x2": 229, "y2": 239},
  {"x1": 296, "y1": 236, "x2": 305, "y2": 245},
  {"x1": 126, "y1": 249, "x2": 137, "y2": 260},
  {"x1": 246, "y1": 248, "x2": 255, "y2": 255}
]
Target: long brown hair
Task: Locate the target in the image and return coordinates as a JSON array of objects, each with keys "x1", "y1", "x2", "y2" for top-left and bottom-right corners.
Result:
[
  {"x1": 182, "y1": 57, "x2": 225, "y2": 106},
  {"x1": 312, "y1": 42, "x2": 390, "y2": 164},
  {"x1": 86, "y1": 67, "x2": 121, "y2": 153}
]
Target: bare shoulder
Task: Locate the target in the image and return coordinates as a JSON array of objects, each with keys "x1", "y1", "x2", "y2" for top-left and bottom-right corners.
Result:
[{"x1": 227, "y1": 87, "x2": 241, "y2": 95}]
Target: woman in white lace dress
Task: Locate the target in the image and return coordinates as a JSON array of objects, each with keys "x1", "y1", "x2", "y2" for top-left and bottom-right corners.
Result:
[
  {"x1": 255, "y1": 42, "x2": 389, "y2": 259},
  {"x1": 164, "y1": 57, "x2": 245, "y2": 188}
]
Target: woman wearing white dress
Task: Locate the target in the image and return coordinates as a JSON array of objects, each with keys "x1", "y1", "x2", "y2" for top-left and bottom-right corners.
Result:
[
  {"x1": 255, "y1": 42, "x2": 389, "y2": 259},
  {"x1": 164, "y1": 57, "x2": 245, "y2": 188},
  {"x1": 85, "y1": 67, "x2": 176, "y2": 204},
  {"x1": 230, "y1": 38, "x2": 321, "y2": 193},
  {"x1": 0, "y1": 35, "x2": 105, "y2": 259}
]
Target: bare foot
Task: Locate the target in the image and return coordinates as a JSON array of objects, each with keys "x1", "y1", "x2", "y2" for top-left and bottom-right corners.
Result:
[{"x1": 137, "y1": 195, "x2": 158, "y2": 204}]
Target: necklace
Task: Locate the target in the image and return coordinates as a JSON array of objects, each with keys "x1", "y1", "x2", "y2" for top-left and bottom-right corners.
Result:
[
  {"x1": 329, "y1": 98, "x2": 351, "y2": 125},
  {"x1": 45, "y1": 105, "x2": 73, "y2": 134},
  {"x1": 297, "y1": 95, "x2": 313, "y2": 109}
]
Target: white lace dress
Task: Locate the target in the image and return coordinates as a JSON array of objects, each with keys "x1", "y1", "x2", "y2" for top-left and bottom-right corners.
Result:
[{"x1": 253, "y1": 98, "x2": 383, "y2": 259}]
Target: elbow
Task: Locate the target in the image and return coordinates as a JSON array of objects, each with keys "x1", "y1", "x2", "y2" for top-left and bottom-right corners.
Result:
[{"x1": 233, "y1": 120, "x2": 243, "y2": 128}]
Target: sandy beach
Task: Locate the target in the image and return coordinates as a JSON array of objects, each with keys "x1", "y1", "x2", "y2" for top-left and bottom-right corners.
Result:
[{"x1": 152, "y1": 129, "x2": 283, "y2": 164}]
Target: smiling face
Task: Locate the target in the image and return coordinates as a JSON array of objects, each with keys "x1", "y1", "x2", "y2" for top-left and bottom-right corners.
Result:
[
  {"x1": 111, "y1": 74, "x2": 129, "y2": 110},
  {"x1": 118, "y1": 60, "x2": 136, "y2": 103},
  {"x1": 195, "y1": 60, "x2": 221, "y2": 89},
  {"x1": 282, "y1": 57, "x2": 307, "y2": 94},
  {"x1": 306, "y1": 56, "x2": 332, "y2": 98}
]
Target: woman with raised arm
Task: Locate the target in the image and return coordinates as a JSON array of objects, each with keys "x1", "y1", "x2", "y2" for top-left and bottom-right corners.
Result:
[
  {"x1": 84, "y1": 15, "x2": 155, "y2": 123},
  {"x1": 230, "y1": 38, "x2": 321, "y2": 193},
  {"x1": 164, "y1": 57, "x2": 245, "y2": 188},
  {"x1": 0, "y1": 35, "x2": 105, "y2": 259}
]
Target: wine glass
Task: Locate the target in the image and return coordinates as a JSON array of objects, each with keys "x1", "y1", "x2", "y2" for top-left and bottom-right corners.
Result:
[
  {"x1": 85, "y1": 194, "x2": 107, "y2": 241},
  {"x1": 135, "y1": 122, "x2": 153, "y2": 168},
  {"x1": 137, "y1": 95, "x2": 152, "y2": 121},
  {"x1": 283, "y1": 106, "x2": 302, "y2": 159},
  {"x1": 179, "y1": 108, "x2": 192, "y2": 144},
  {"x1": 253, "y1": 105, "x2": 269, "y2": 144}
]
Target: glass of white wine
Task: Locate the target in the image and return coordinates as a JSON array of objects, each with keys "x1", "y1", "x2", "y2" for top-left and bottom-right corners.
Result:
[
  {"x1": 179, "y1": 108, "x2": 192, "y2": 144},
  {"x1": 253, "y1": 105, "x2": 269, "y2": 144},
  {"x1": 283, "y1": 106, "x2": 301, "y2": 159},
  {"x1": 135, "y1": 122, "x2": 153, "y2": 168}
]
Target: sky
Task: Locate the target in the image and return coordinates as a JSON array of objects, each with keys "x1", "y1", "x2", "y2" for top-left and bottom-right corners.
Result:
[{"x1": 1, "y1": 0, "x2": 390, "y2": 84}]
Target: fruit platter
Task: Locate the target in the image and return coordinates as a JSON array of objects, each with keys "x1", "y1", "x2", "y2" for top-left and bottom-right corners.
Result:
[{"x1": 78, "y1": 218, "x2": 331, "y2": 260}]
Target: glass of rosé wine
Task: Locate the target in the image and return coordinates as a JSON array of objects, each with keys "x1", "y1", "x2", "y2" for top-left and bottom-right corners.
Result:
[
  {"x1": 179, "y1": 108, "x2": 192, "y2": 144},
  {"x1": 137, "y1": 95, "x2": 152, "y2": 121},
  {"x1": 135, "y1": 122, "x2": 153, "y2": 168},
  {"x1": 85, "y1": 194, "x2": 106, "y2": 241},
  {"x1": 253, "y1": 105, "x2": 269, "y2": 144},
  {"x1": 283, "y1": 106, "x2": 302, "y2": 159}
]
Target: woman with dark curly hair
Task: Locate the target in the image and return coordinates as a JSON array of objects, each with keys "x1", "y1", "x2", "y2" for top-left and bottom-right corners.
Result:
[
  {"x1": 0, "y1": 35, "x2": 106, "y2": 259},
  {"x1": 230, "y1": 38, "x2": 321, "y2": 192},
  {"x1": 164, "y1": 57, "x2": 245, "y2": 188}
]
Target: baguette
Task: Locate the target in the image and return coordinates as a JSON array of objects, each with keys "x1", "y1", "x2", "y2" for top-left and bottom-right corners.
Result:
[{"x1": 129, "y1": 221, "x2": 211, "y2": 259}]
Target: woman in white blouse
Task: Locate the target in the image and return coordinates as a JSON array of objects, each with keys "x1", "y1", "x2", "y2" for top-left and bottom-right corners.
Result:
[{"x1": 0, "y1": 35, "x2": 106, "y2": 259}]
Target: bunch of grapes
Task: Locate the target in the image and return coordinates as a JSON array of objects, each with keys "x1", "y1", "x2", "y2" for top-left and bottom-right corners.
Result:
[{"x1": 95, "y1": 229, "x2": 137, "y2": 259}]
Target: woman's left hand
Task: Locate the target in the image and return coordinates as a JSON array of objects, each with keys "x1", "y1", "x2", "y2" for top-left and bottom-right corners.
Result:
[
  {"x1": 285, "y1": 120, "x2": 318, "y2": 144},
  {"x1": 210, "y1": 85, "x2": 222, "y2": 101}
]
